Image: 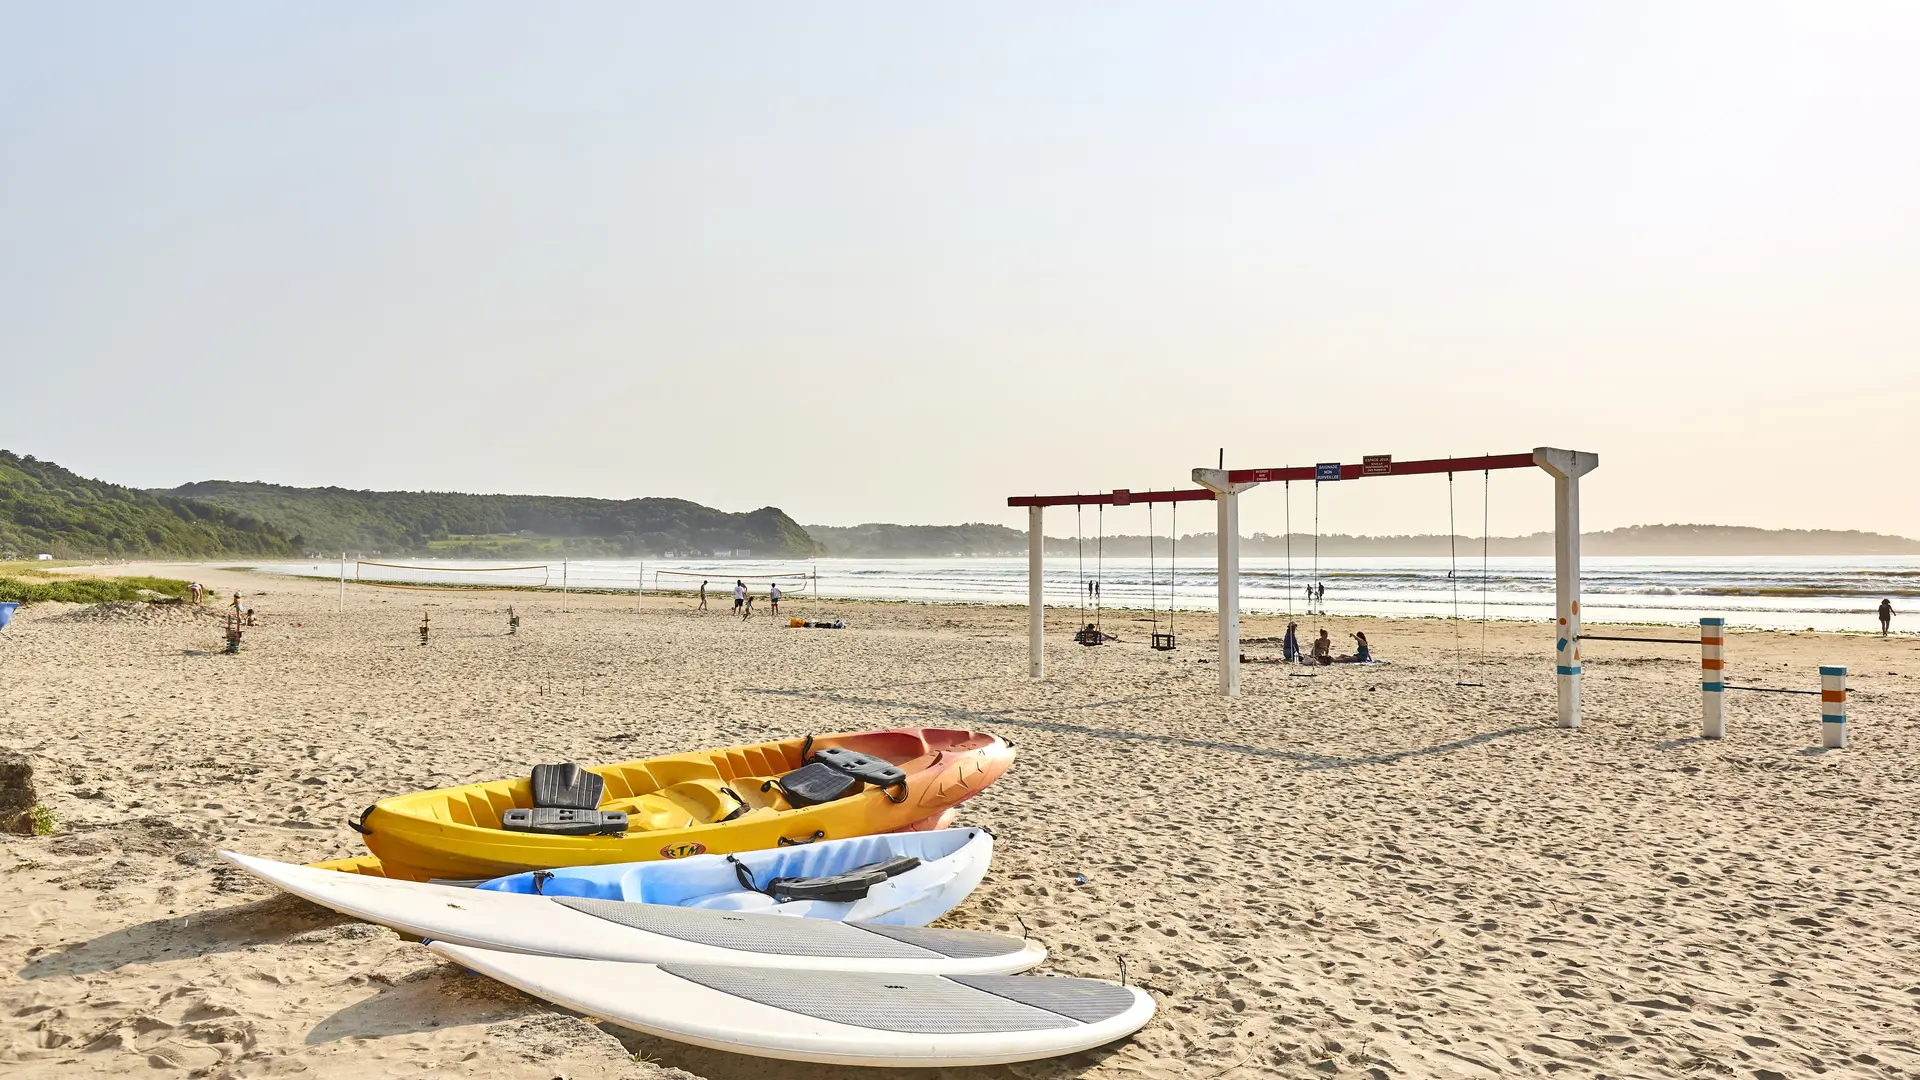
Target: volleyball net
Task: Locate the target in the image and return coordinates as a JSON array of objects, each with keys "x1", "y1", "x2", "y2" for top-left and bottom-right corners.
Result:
[
  {"x1": 352, "y1": 561, "x2": 554, "y2": 592},
  {"x1": 651, "y1": 568, "x2": 814, "y2": 595}
]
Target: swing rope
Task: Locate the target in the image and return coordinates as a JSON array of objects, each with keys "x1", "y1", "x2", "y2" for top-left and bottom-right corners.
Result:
[
  {"x1": 1312, "y1": 480, "x2": 1321, "y2": 614},
  {"x1": 1481, "y1": 467, "x2": 1491, "y2": 670},
  {"x1": 1076, "y1": 502, "x2": 1086, "y2": 626},
  {"x1": 1168, "y1": 500, "x2": 1177, "y2": 637},
  {"x1": 1095, "y1": 504, "x2": 1104, "y2": 634},
  {"x1": 1449, "y1": 467, "x2": 1462, "y2": 682},
  {"x1": 1284, "y1": 479, "x2": 1293, "y2": 617},
  {"x1": 1148, "y1": 499, "x2": 1159, "y2": 636}
]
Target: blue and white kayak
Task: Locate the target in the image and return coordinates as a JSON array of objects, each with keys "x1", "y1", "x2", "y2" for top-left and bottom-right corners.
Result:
[{"x1": 479, "y1": 826, "x2": 993, "y2": 926}]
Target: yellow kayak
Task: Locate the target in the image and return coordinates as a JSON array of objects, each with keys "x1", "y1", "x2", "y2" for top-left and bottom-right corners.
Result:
[{"x1": 325, "y1": 728, "x2": 1013, "y2": 882}]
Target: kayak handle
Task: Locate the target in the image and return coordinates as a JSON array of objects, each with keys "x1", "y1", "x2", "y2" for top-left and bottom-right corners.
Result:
[
  {"x1": 347, "y1": 803, "x2": 377, "y2": 836},
  {"x1": 777, "y1": 830, "x2": 826, "y2": 847},
  {"x1": 883, "y1": 779, "x2": 908, "y2": 804}
]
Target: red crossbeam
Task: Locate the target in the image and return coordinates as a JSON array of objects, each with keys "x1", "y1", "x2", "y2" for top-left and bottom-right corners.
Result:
[
  {"x1": 1227, "y1": 452, "x2": 1537, "y2": 485},
  {"x1": 1007, "y1": 488, "x2": 1218, "y2": 508}
]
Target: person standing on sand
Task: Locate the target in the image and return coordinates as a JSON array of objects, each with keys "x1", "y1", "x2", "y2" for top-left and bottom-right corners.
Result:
[
  {"x1": 733, "y1": 580, "x2": 745, "y2": 617},
  {"x1": 743, "y1": 591, "x2": 754, "y2": 619},
  {"x1": 698, "y1": 580, "x2": 709, "y2": 611},
  {"x1": 769, "y1": 582, "x2": 781, "y2": 615},
  {"x1": 1881, "y1": 598, "x2": 1895, "y2": 637},
  {"x1": 1316, "y1": 582, "x2": 1326, "y2": 610}
]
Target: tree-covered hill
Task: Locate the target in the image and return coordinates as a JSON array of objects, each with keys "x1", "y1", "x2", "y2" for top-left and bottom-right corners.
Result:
[
  {"x1": 165, "y1": 480, "x2": 822, "y2": 558},
  {"x1": 0, "y1": 451, "x2": 297, "y2": 559}
]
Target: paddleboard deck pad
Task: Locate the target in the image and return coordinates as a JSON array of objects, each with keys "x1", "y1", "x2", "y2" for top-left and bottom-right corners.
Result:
[
  {"x1": 222, "y1": 852, "x2": 1042, "y2": 974},
  {"x1": 430, "y1": 942, "x2": 1155, "y2": 1066}
]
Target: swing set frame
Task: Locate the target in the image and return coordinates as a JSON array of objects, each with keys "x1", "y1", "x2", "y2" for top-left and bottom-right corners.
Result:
[{"x1": 1009, "y1": 447, "x2": 1600, "y2": 728}]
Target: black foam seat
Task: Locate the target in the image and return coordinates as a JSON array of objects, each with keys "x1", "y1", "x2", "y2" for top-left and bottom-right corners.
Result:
[
  {"x1": 766, "y1": 855, "x2": 922, "y2": 903},
  {"x1": 775, "y1": 747, "x2": 909, "y2": 807},
  {"x1": 501, "y1": 807, "x2": 628, "y2": 835},
  {"x1": 531, "y1": 763, "x2": 604, "y2": 810},
  {"x1": 777, "y1": 761, "x2": 859, "y2": 807},
  {"x1": 503, "y1": 763, "x2": 626, "y2": 835},
  {"x1": 808, "y1": 747, "x2": 907, "y2": 791}
]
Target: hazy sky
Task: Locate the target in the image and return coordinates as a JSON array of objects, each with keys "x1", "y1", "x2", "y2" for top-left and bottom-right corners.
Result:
[{"x1": 4, "y1": 4, "x2": 1916, "y2": 539}]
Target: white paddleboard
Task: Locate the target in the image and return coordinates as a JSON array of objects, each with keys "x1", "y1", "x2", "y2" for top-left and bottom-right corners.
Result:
[
  {"x1": 430, "y1": 941, "x2": 1155, "y2": 1067},
  {"x1": 223, "y1": 852, "x2": 1042, "y2": 974}
]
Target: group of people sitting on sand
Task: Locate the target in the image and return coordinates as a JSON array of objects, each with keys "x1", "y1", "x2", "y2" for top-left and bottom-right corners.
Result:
[{"x1": 1281, "y1": 621, "x2": 1371, "y2": 665}]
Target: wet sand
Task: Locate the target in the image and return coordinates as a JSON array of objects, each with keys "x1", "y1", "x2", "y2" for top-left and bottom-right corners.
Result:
[{"x1": 2, "y1": 563, "x2": 1917, "y2": 1078}]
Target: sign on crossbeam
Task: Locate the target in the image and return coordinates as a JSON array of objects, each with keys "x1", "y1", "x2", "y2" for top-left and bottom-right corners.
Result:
[
  {"x1": 1362, "y1": 455, "x2": 1392, "y2": 476},
  {"x1": 1315, "y1": 462, "x2": 1342, "y2": 482}
]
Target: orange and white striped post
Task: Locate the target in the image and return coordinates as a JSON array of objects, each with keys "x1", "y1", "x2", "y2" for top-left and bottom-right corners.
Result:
[
  {"x1": 1821, "y1": 665, "x2": 1848, "y2": 748},
  {"x1": 1700, "y1": 617, "x2": 1726, "y2": 739}
]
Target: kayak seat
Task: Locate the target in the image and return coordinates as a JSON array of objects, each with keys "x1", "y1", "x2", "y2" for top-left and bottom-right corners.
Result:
[
  {"x1": 501, "y1": 807, "x2": 628, "y2": 836},
  {"x1": 772, "y1": 747, "x2": 911, "y2": 808},
  {"x1": 809, "y1": 747, "x2": 908, "y2": 794},
  {"x1": 501, "y1": 764, "x2": 626, "y2": 835},
  {"x1": 764, "y1": 855, "x2": 922, "y2": 903},
  {"x1": 530, "y1": 763, "x2": 604, "y2": 810},
  {"x1": 775, "y1": 762, "x2": 858, "y2": 807}
]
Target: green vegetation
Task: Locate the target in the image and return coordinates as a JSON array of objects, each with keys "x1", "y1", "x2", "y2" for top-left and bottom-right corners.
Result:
[
  {"x1": 167, "y1": 481, "x2": 822, "y2": 558},
  {"x1": 30, "y1": 806, "x2": 55, "y2": 837},
  {"x1": 0, "y1": 574, "x2": 196, "y2": 605},
  {"x1": 0, "y1": 451, "x2": 297, "y2": 559}
]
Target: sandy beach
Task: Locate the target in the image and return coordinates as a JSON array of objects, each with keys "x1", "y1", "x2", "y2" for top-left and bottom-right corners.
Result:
[{"x1": 3, "y1": 562, "x2": 1916, "y2": 1079}]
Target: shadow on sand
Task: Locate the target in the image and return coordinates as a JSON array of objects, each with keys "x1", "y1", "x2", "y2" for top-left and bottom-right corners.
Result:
[
  {"x1": 745, "y1": 686, "x2": 1541, "y2": 770},
  {"x1": 17, "y1": 893, "x2": 345, "y2": 981}
]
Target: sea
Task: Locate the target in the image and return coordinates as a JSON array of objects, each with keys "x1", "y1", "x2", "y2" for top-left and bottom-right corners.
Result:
[{"x1": 252, "y1": 555, "x2": 1916, "y2": 634}]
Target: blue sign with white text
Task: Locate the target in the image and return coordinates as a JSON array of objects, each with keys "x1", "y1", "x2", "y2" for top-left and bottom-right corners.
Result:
[{"x1": 1315, "y1": 463, "x2": 1342, "y2": 482}]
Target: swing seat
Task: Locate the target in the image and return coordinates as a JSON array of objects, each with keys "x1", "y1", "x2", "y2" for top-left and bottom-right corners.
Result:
[
  {"x1": 1151, "y1": 632, "x2": 1176, "y2": 651},
  {"x1": 1074, "y1": 625, "x2": 1104, "y2": 647}
]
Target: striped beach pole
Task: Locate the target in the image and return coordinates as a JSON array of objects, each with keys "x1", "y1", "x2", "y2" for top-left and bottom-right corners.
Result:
[
  {"x1": 1700, "y1": 617, "x2": 1726, "y2": 739},
  {"x1": 1821, "y1": 665, "x2": 1848, "y2": 748}
]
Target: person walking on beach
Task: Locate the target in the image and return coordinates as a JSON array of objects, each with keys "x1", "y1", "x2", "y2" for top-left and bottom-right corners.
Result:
[
  {"x1": 743, "y1": 591, "x2": 755, "y2": 619},
  {"x1": 733, "y1": 580, "x2": 746, "y2": 617},
  {"x1": 769, "y1": 582, "x2": 781, "y2": 615},
  {"x1": 1315, "y1": 582, "x2": 1326, "y2": 610},
  {"x1": 1880, "y1": 598, "x2": 1895, "y2": 637},
  {"x1": 698, "y1": 580, "x2": 709, "y2": 612}
]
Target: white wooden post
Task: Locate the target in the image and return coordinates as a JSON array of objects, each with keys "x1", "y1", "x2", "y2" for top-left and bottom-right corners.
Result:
[
  {"x1": 1028, "y1": 505, "x2": 1045, "y2": 679},
  {"x1": 1701, "y1": 617, "x2": 1726, "y2": 738},
  {"x1": 1192, "y1": 469, "x2": 1256, "y2": 698},
  {"x1": 1216, "y1": 489, "x2": 1240, "y2": 696},
  {"x1": 1533, "y1": 448, "x2": 1599, "y2": 729},
  {"x1": 338, "y1": 552, "x2": 346, "y2": 612},
  {"x1": 1820, "y1": 665, "x2": 1848, "y2": 748}
]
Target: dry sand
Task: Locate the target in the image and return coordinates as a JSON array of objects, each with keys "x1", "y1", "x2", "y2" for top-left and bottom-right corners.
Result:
[{"x1": 2, "y1": 562, "x2": 1917, "y2": 1079}]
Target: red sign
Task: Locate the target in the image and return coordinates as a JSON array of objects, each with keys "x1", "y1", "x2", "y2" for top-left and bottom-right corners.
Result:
[
  {"x1": 1362, "y1": 455, "x2": 1392, "y2": 476},
  {"x1": 1111, "y1": 488, "x2": 1131, "y2": 506}
]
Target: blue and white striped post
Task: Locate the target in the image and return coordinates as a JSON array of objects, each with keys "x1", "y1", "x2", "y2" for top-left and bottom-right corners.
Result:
[
  {"x1": 1700, "y1": 617, "x2": 1726, "y2": 739},
  {"x1": 1821, "y1": 665, "x2": 1848, "y2": 748}
]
